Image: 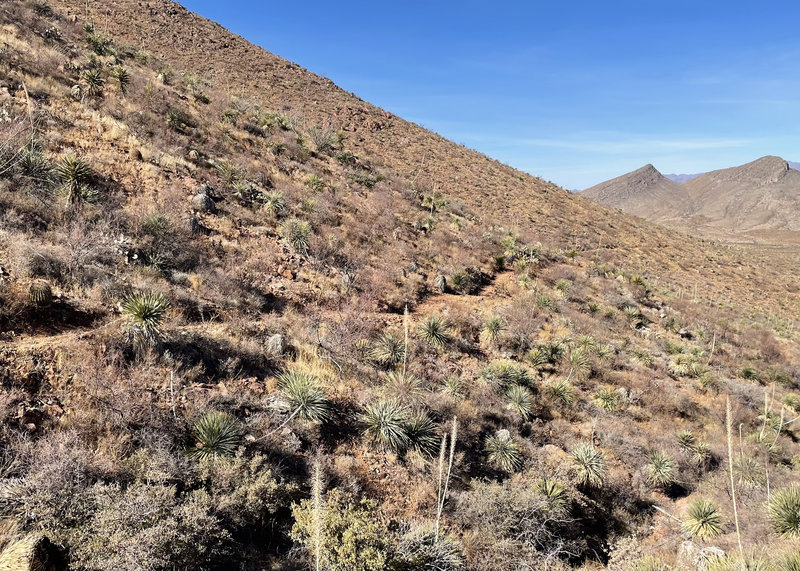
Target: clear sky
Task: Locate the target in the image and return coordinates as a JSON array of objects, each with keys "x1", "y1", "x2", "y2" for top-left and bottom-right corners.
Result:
[{"x1": 181, "y1": 1, "x2": 799, "y2": 190}]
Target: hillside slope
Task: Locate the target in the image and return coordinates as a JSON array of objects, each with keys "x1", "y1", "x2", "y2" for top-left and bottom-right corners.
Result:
[{"x1": 0, "y1": 1, "x2": 799, "y2": 569}]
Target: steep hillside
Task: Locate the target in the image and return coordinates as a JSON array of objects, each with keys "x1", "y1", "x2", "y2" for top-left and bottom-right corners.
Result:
[
  {"x1": 1, "y1": 1, "x2": 800, "y2": 569},
  {"x1": 582, "y1": 164, "x2": 692, "y2": 220}
]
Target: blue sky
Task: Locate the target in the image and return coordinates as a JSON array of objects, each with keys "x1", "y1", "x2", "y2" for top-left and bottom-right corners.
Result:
[{"x1": 181, "y1": 1, "x2": 799, "y2": 189}]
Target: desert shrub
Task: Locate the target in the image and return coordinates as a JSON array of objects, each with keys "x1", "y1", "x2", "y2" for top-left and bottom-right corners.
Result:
[
  {"x1": 71, "y1": 483, "x2": 231, "y2": 571},
  {"x1": 85, "y1": 28, "x2": 110, "y2": 55},
  {"x1": 307, "y1": 125, "x2": 339, "y2": 154},
  {"x1": 455, "y1": 473, "x2": 580, "y2": 566},
  {"x1": 418, "y1": 315, "x2": 452, "y2": 347},
  {"x1": 291, "y1": 488, "x2": 396, "y2": 571},
  {"x1": 188, "y1": 411, "x2": 240, "y2": 460},
  {"x1": 278, "y1": 370, "x2": 331, "y2": 423},
  {"x1": 571, "y1": 443, "x2": 605, "y2": 487},
  {"x1": 769, "y1": 486, "x2": 800, "y2": 537},
  {"x1": 630, "y1": 347, "x2": 654, "y2": 367},
  {"x1": 121, "y1": 291, "x2": 169, "y2": 353},
  {"x1": 199, "y1": 451, "x2": 296, "y2": 531},
  {"x1": 485, "y1": 429, "x2": 524, "y2": 472},
  {"x1": 141, "y1": 212, "x2": 172, "y2": 239},
  {"x1": 396, "y1": 525, "x2": 464, "y2": 571},
  {"x1": 280, "y1": 218, "x2": 312, "y2": 254},
  {"x1": 361, "y1": 399, "x2": 411, "y2": 454},
  {"x1": 683, "y1": 498, "x2": 723, "y2": 539}
]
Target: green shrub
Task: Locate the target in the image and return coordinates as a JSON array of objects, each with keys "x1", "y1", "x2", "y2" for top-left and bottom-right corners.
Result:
[
  {"x1": 280, "y1": 218, "x2": 312, "y2": 254},
  {"x1": 571, "y1": 443, "x2": 605, "y2": 487},
  {"x1": 188, "y1": 411, "x2": 240, "y2": 460},
  {"x1": 85, "y1": 31, "x2": 110, "y2": 55},
  {"x1": 141, "y1": 212, "x2": 172, "y2": 238},
  {"x1": 485, "y1": 429, "x2": 524, "y2": 472},
  {"x1": 306, "y1": 173, "x2": 326, "y2": 192},
  {"x1": 683, "y1": 498, "x2": 723, "y2": 539},
  {"x1": 769, "y1": 486, "x2": 800, "y2": 537},
  {"x1": 481, "y1": 361, "x2": 535, "y2": 389},
  {"x1": 291, "y1": 488, "x2": 396, "y2": 571},
  {"x1": 278, "y1": 370, "x2": 331, "y2": 423},
  {"x1": 121, "y1": 291, "x2": 169, "y2": 352},
  {"x1": 397, "y1": 525, "x2": 464, "y2": 570},
  {"x1": 361, "y1": 399, "x2": 410, "y2": 454}
]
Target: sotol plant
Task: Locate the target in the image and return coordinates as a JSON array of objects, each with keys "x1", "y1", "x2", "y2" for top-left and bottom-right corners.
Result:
[
  {"x1": 683, "y1": 498, "x2": 723, "y2": 540},
  {"x1": 485, "y1": 429, "x2": 523, "y2": 472},
  {"x1": 278, "y1": 370, "x2": 331, "y2": 423},
  {"x1": 505, "y1": 384, "x2": 533, "y2": 420},
  {"x1": 768, "y1": 486, "x2": 800, "y2": 537},
  {"x1": 572, "y1": 443, "x2": 606, "y2": 487},
  {"x1": 361, "y1": 399, "x2": 411, "y2": 454},
  {"x1": 121, "y1": 291, "x2": 169, "y2": 352},
  {"x1": 189, "y1": 411, "x2": 240, "y2": 460},
  {"x1": 418, "y1": 315, "x2": 452, "y2": 347},
  {"x1": 645, "y1": 451, "x2": 676, "y2": 489}
]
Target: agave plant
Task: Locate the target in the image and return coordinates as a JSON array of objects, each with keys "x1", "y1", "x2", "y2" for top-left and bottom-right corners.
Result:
[
  {"x1": 768, "y1": 486, "x2": 800, "y2": 536},
  {"x1": 189, "y1": 411, "x2": 240, "y2": 460},
  {"x1": 571, "y1": 443, "x2": 605, "y2": 487},
  {"x1": 683, "y1": 498, "x2": 723, "y2": 539},
  {"x1": 82, "y1": 68, "x2": 104, "y2": 96},
  {"x1": 677, "y1": 430, "x2": 696, "y2": 451},
  {"x1": 505, "y1": 384, "x2": 533, "y2": 420},
  {"x1": 645, "y1": 451, "x2": 676, "y2": 489},
  {"x1": 485, "y1": 429, "x2": 523, "y2": 472},
  {"x1": 549, "y1": 379, "x2": 575, "y2": 406},
  {"x1": 361, "y1": 399, "x2": 411, "y2": 454},
  {"x1": 418, "y1": 315, "x2": 452, "y2": 347},
  {"x1": 480, "y1": 315, "x2": 505, "y2": 346},
  {"x1": 536, "y1": 478, "x2": 567, "y2": 510},
  {"x1": 280, "y1": 218, "x2": 312, "y2": 254},
  {"x1": 121, "y1": 291, "x2": 169, "y2": 352},
  {"x1": 278, "y1": 370, "x2": 331, "y2": 423}
]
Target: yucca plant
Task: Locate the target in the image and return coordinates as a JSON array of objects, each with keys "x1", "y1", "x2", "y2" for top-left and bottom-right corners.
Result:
[
  {"x1": 57, "y1": 155, "x2": 95, "y2": 204},
  {"x1": 278, "y1": 370, "x2": 331, "y2": 423},
  {"x1": 370, "y1": 333, "x2": 405, "y2": 367},
  {"x1": 189, "y1": 411, "x2": 239, "y2": 460},
  {"x1": 418, "y1": 315, "x2": 452, "y2": 347},
  {"x1": 683, "y1": 498, "x2": 723, "y2": 539},
  {"x1": 280, "y1": 218, "x2": 312, "y2": 254},
  {"x1": 549, "y1": 379, "x2": 575, "y2": 406},
  {"x1": 449, "y1": 271, "x2": 467, "y2": 293},
  {"x1": 768, "y1": 486, "x2": 800, "y2": 536},
  {"x1": 783, "y1": 393, "x2": 800, "y2": 413},
  {"x1": 622, "y1": 305, "x2": 644, "y2": 327},
  {"x1": 536, "y1": 293, "x2": 556, "y2": 311},
  {"x1": 777, "y1": 552, "x2": 800, "y2": 571},
  {"x1": 121, "y1": 291, "x2": 169, "y2": 352},
  {"x1": 441, "y1": 375, "x2": 465, "y2": 401},
  {"x1": 82, "y1": 68, "x2": 104, "y2": 96},
  {"x1": 634, "y1": 556, "x2": 672, "y2": 571},
  {"x1": 262, "y1": 191, "x2": 287, "y2": 218},
  {"x1": 216, "y1": 160, "x2": 245, "y2": 187},
  {"x1": 571, "y1": 443, "x2": 605, "y2": 487},
  {"x1": 586, "y1": 301, "x2": 602, "y2": 316},
  {"x1": 677, "y1": 430, "x2": 696, "y2": 451},
  {"x1": 646, "y1": 451, "x2": 676, "y2": 489},
  {"x1": 733, "y1": 456, "x2": 766, "y2": 488},
  {"x1": 692, "y1": 441, "x2": 712, "y2": 467},
  {"x1": 384, "y1": 371, "x2": 423, "y2": 404},
  {"x1": 568, "y1": 348, "x2": 591, "y2": 381},
  {"x1": 306, "y1": 173, "x2": 325, "y2": 192},
  {"x1": 527, "y1": 347, "x2": 548, "y2": 369},
  {"x1": 630, "y1": 347, "x2": 654, "y2": 367},
  {"x1": 593, "y1": 386, "x2": 619, "y2": 411},
  {"x1": 361, "y1": 399, "x2": 411, "y2": 454},
  {"x1": 480, "y1": 315, "x2": 505, "y2": 346},
  {"x1": 505, "y1": 384, "x2": 533, "y2": 420},
  {"x1": 109, "y1": 65, "x2": 130, "y2": 94},
  {"x1": 405, "y1": 411, "x2": 439, "y2": 456},
  {"x1": 484, "y1": 429, "x2": 523, "y2": 472}
]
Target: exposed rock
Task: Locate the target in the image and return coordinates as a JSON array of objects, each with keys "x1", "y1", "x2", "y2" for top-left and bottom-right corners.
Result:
[
  {"x1": 266, "y1": 333, "x2": 285, "y2": 357},
  {"x1": 434, "y1": 274, "x2": 446, "y2": 293},
  {"x1": 191, "y1": 192, "x2": 215, "y2": 213}
]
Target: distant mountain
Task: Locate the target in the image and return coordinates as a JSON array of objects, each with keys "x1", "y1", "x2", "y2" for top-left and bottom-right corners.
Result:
[
  {"x1": 582, "y1": 164, "x2": 691, "y2": 220},
  {"x1": 664, "y1": 172, "x2": 701, "y2": 183},
  {"x1": 582, "y1": 156, "x2": 800, "y2": 240},
  {"x1": 790, "y1": 161, "x2": 800, "y2": 170}
]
